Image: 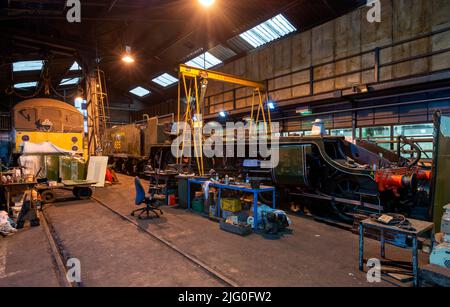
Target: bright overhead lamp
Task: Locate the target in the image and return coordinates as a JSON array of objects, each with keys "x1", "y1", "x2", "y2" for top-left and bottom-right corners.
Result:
[
  {"x1": 13, "y1": 60, "x2": 44, "y2": 72},
  {"x1": 130, "y1": 86, "x2": 151, "y2": 97},
  {"x1": 198, "y1": 0, "x2": 215, "y2": 8},
  {"x1": 219, "y1": 111, "x2": 227, "y2": 118},
  {"x1": 122, "y1": 55, "x2": 135, "y2": 64},
  {"x1": 267, "y1": 101, "x2": 276, "y2": 110},
  {"x1": 122, "y1": 46, "x2": 135, "y2": 64}
]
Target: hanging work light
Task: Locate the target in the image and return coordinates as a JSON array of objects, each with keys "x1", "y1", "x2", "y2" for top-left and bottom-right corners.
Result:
[
  {"x1": 198, "y1": 0, "x2": 215, "y2": 8},
  {"x1": 122, "y1": 46, "x2": 135, "y2": 63}
]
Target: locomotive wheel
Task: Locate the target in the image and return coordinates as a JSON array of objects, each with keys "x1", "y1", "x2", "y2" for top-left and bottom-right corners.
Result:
[{"x1": 329, "y1": 178, "x2": 361, "y2": 223}]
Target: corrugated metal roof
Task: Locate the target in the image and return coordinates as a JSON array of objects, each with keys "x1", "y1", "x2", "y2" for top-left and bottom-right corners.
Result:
[
  {"x1": 208, "y1": 44, "x2": 237, "y2": 62},
  {"x1": 226, "y1": 36, "x2": 255, "y2": 54}
]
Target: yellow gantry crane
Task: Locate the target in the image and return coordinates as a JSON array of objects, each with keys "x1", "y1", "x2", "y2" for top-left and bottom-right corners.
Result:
[{"x1": 177, "y1": 64, "x2": 272, "y2": 175}]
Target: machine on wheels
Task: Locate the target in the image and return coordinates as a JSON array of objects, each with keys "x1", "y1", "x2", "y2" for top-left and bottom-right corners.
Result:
[{"x1": 36, "y1": 180, "x2": 96, "y2": 204}]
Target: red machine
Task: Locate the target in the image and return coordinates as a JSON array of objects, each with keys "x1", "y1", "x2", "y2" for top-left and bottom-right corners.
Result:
[{"x1": 375, "y1": 168, "x2": 417, "y2": 196}]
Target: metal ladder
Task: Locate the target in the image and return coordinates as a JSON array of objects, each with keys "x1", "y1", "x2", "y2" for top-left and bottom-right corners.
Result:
[{"x1": 89, "y1": 68, "x2": 110, "y2": 154}]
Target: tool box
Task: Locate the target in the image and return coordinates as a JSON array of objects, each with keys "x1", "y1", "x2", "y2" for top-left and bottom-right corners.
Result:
[
  {"x1": 221, "y1": 198, "x2": 242, "y2": 212},
  {"x1": 220, "y1": 221, "x2": 252, "y2": 236}
]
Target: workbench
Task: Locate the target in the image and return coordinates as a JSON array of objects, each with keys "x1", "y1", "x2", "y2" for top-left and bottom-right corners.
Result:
[
  {"x1": 0, "y1": 181, "x2": 39, "y2": 228},
  {"x1": 1, "y1": 181, "x2": 37, "y2": 214},
  {"x1": 358, "y1": 217, "x2": 434, "y2": 287},
  {"x1": 187, "y1": 178, "x2": 276, "y2": 230}
]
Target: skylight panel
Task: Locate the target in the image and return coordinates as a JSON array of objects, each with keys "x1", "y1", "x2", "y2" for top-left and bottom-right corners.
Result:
[
  {"x1": 69, "y1": 61, "x2": 81, "y2": 71},
  {"x1": 60, "y1": 77, "x2": 81, "y2": 86},
  {"x1": 204, "y1": 52, "x2": 222, "y2": 66},
  {"x1": 185, "y1": 52, "x2": 222, "y2": 69},
  {"x1": 14, "y1": 81, "x2": 38, "y2": 89},
  {"x1": 239, "y1": 14, "x2": 296, "y2": 48},
  {"x1": 152, "y1": 73, "x2": 178, "y2": 87},
  {"x1": 274, "y1": 14, "x2": 296, "y2": 33},
  {"x1": 130, "y1": 86, "x2": 151, "y2": 97},
  {"x1": 13, "y1": 60, "x2": 44, "y2": 72}
]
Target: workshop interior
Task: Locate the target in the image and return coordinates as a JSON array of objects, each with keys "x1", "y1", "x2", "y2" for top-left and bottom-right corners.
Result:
[{"x1": 0, "y1": 0, "x2": 449, "y2": 289}]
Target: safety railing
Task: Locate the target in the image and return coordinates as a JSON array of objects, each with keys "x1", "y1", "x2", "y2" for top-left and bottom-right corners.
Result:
[{"x1": 358, "y1": 135, "x2": 434, "y2": 160}]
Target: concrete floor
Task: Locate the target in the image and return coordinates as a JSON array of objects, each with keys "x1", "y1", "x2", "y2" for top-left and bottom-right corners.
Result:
[
  {"x1": 0, "y1": 225, "x2": 60, "y2": 287},
  {"x1": 0, "y1": 174, "x2": 430, "y2": 287}
]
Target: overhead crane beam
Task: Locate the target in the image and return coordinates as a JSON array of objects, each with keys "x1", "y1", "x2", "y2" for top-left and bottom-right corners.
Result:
[{"x1": 179, "y1": 64, "x2": 265, "y2": 90}]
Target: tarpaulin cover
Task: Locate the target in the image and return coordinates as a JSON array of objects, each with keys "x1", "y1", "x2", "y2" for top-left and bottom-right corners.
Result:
[
  {"x1": 18, "y1": 142, "x2": 71, "y2": 178},
  {"x1": 21, "y1": 142, "x2": 71, "y2": 155}
]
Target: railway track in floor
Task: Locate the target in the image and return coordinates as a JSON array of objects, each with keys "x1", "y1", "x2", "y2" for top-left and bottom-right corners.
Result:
[
  {"x1": 38, "y1": 209, "x2": 75, "y2": 287},
  {"x1": 39, "y1": 196, "x2": 239, "y2": 287}
]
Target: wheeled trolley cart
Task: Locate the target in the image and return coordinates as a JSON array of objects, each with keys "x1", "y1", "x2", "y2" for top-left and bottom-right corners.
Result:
[{"x1": 36, "y1": 180, "x2": 97, "y2": 203}]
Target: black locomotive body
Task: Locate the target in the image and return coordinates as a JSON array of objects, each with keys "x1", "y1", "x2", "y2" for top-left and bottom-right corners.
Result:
[{"x1": 106, "y1": 121, "x2": 431, "y2": 221}]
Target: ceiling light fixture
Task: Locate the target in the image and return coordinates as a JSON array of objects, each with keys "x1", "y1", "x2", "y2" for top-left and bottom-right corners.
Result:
[
  {"x1": 122, "y1": 46, "x2": 135, "y2": 64},
  {"x1": 198, "y1": 0, "x2": 215, "y2": 8},
  {"x1": 267, "y1": 101, "x2": 276, "y2": 110}
]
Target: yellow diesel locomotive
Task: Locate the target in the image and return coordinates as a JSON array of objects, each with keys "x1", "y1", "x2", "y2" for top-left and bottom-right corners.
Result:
[{"x1": 12, "y1": 98, "x2": 85, "y2": 154}]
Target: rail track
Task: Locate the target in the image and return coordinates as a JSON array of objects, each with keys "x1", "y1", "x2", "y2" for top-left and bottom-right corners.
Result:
[
  {"x1": 38, "y1": 209, "x2": 75, "y2": 287},
  {"x1": 39, "y1": 196, "x2": 239, "y2": 287}
]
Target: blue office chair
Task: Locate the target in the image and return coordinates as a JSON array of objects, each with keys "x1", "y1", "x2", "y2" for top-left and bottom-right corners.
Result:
[{"x1": 131, "y1": 177, "x2": 163, "y2": 219}]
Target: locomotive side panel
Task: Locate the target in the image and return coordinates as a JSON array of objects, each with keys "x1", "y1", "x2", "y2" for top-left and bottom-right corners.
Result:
[
  {"x1": 105, "y1": 124, "x2": 142, "y2": 157},
  {"x1": 13, "y1": 98, "x2": 84, "y2": 133},
  {"x1": 142, "y1": 117, "x2": 172, "y2": 157}
]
